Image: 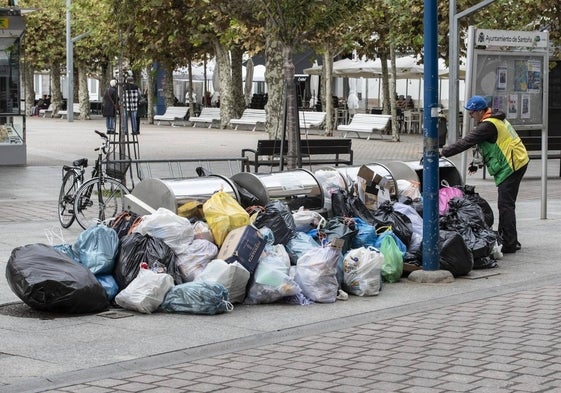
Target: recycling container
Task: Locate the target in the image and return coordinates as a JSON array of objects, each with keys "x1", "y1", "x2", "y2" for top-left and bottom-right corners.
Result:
[
  {"x1": 231, "y1": 169, "x2": 323, "y2": 211},
  {"x1": 130, "y1": 175, "x2": 240, "y2": 213}
]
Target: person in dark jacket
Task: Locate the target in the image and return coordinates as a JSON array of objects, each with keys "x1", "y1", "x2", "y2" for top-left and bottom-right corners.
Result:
[
  {"x1": 441, "y1": 95, "x2": 529, "y2": 254},
  {"x1": 102, "y1": 79, "x2": 118, "y2": 134}
]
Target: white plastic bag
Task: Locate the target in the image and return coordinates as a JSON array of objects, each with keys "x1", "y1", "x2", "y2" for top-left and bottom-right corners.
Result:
[
  {"x1": 176, "y1": 239, "x2": 218, "y2": 282},
  {"x1": 292, "y1": 207, "x2": 326, "y2": 233},
  {"x1": 342, "y1": 246, "x2": 383, "y2": 296},
  {"x1": 393, "y1": 202, "x2": 423, "y2": 253},
  {"x1": 244, "y1": 252, "x2": 301, "y2": 305},
  {"x1": 133, "y1": 208, "x2": 194, "y2": 255},
  {"x1": 115, "y1": 268, "x2": 174, "y2": 314},
  {"x1": 196, "y1": 259, "x2": 250, "y2": 304},
  {"x1": 397, "y1": 179, "x2": 421, "y2": 200},
  {"x1": 294, "y1": 245, "x2": 341, "y2": 303}
]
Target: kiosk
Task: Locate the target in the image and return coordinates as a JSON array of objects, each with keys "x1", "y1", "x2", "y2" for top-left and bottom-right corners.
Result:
[{"x1": 0, "y1": 7, "x2": 26, "y2": 165}]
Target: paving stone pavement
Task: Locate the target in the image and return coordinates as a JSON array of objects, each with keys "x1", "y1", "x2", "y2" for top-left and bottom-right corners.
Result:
[
  {"x1": 28, "y1": 284, "x2": 561, "y2": 393},
  {"x1": 1, "y1": 116, "x2": 561, "y2": 393}
]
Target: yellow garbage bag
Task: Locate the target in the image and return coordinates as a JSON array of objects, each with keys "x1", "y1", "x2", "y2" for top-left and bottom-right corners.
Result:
[{"x1": 203, "y1": 191, "x2": 250, "y2": 247}]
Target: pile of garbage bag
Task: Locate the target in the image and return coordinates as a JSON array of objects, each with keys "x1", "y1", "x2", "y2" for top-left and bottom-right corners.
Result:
[{"x1": 4, "y1": 168, "x2": 500, "y2": 315}]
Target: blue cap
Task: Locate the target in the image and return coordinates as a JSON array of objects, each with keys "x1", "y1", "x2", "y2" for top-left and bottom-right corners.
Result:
[{"x1": 465, "y1": 96, "x2": 488, "y2": 111}]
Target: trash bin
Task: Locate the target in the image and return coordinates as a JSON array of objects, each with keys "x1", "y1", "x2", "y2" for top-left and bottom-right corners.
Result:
[
  {"x1": 313, "y1": 167, "x2": 349, "y2": 215},
  {"x1": 335, "y1": 164, "x2": 398, "y2": 196},
  {"x1": 130, "y1": 175, "x2": 240, "y2": 213},
  {"x1": 384, "y1": 158, "x2": 463, "y2": 189},
  {"x1": 231, "y1": 169, "x2": 323, "y2": 211}
]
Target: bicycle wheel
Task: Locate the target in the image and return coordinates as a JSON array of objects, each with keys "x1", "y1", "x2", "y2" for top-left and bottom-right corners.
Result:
[
  {"x1": 58, "y1": 170, "x2": 80, "y2": 228},
  {"x1": 73, "y1": 177, "x2": 129, "y2": 230}
]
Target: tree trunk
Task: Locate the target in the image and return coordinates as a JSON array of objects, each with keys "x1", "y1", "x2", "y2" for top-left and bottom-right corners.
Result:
[
  {"x1": 23, "y1": 61, "x2": 35, "y2": 116},
  {"x1": 380, "y1": 51, "x2": 390, "y2": 114},
  {"x1": 164, "y1": 66, "x2": 174, "y2": 108},
  {"x1": 187, "y1": 61, "x2": 195, "y2": 118},
  {"x1": 323, "y1": 49, "x2": 334, "y2": 137},
  {"x1": 230, "y1": 46, "x2": 245, "y2": 118},
  {"x1": 214, "y1": 41, "x2": 235, "y2": 128},
  {"x1": 146, "y1": 63, "x2": 155, "y2": 124},
  {"x1": 389, "y1": 44, "x2": 400, "y2": 142},
  {"x1": 283, "y1": 46, "x2": 299, "y2": 169},
  {"x1": 51, "y1": 64, "x2": 63, "y2": 117},
  {"x1": 264, "y1": 23, "x2": 284, "y2": 139},
  {"x1": 323, "y1": 48, "x2": 335, "y2": 136},
  {"x1": 78, "y1": 65, "x2": 91, "y2": 120}
]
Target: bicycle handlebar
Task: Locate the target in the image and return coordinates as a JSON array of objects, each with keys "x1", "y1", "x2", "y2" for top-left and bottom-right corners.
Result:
[
  {"x1": 94, "y1": 130, "x2": 109, "y2": 155},
  {"x1": 95, "y1": 130, "x2": 108, "y2": 139}
]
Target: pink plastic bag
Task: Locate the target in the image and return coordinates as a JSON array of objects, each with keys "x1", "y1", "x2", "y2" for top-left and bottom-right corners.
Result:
[{"x1": 438, "y1": 182, "x2": 463, "y2": 215}]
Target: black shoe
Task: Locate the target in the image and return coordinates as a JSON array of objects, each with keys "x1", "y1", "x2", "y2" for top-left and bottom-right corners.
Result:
[
  {"x1": 107, "y1": 131, "x2": 116, "y2": 134},
  {"x1": 132, "y1": 132, "x2": 139, "y2": 135},
  {"x1": 516, "y1": 241, "x2": 521, "y2": 250},
  {"x1": 502, "y1": 246, "x2": 517, "y2": 254}
]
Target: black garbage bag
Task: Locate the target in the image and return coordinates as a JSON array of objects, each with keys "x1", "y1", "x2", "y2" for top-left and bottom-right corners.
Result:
[
  {"x1": 331, "y1": 189, "x2": 375, "y2": 224},
  {"x1": 459, "y1": 184, "x2": 494, "y2": 228},
  {"x1": 5, "y1": 243, "x2": 109, "y2": 314},
  {"x1": 442, "y1": 197, "x2": 487, "y2": 230},
  {"x1": 232, "y1": 182, "x2": 261, "y2": 209},
  {"x1": 113, "y1": 232, "x2": 181, "y2": 290},
  {"x1": 439, "y1": 230, "x2": 473, "y2": 276},
  {"x1": 474, "y1": 255, "x2": 498, "y2": 269},
  {"x1": 107, "y1": 210, "x2": 140, "y2": 239},
  {"x1": 253, "y1": 200, "x2": 296, "y2": 245},
  {"x1": 372, "y1": 201, "x2": 413, "y2": 248},
  {"x1": 440, "y1": 198, "x2": 497, "y2": 266},
  {"x1": 463, "y1": 225, "x2": 497, "y2": 260}
]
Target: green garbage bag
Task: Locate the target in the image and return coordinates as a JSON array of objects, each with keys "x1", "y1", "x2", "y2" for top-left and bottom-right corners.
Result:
[{"x1": 380, "y1": 234, "x2": 403, "y2": 283}]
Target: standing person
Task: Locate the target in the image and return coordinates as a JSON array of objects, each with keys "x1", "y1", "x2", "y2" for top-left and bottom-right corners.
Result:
[
  {"x1": 102, "y1": 79, "x2": 118, "y2": 134},
  {"x1": 123, "y1": 76, "x2": 141, "y2": 135},
  {"x1": 441, "y1": 95, "x2": 529, "y2": 254}
]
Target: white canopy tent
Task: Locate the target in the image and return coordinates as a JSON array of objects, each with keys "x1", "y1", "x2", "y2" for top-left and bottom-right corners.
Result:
[{"x1": 303, "y1": 55, "x2": 465, "y2": 108}]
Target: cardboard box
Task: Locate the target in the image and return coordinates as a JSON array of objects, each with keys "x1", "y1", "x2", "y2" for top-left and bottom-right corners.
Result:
[
  {"x1": 217, "y1": 225, "x2": 266, "y2": 274},
  {"x1": 356, "y1": 165, "x2": 396, "y2": 209},
  {"x1": 357, "y1": 165, "x2": 395, "y2": 192}
]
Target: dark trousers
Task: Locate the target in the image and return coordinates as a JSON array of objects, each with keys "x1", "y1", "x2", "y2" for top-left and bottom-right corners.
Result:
[{"x1": 497, "y1": 163, "x2": 528, "y2": 249}]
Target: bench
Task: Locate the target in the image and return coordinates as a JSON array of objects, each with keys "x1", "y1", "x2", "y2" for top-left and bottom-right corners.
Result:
[
  {"x1": 299, "y1": 111, "x2": 326, "y2": 135},
  {"x1": 59, "y1": 103, "x2": 81, "y2": 119},
  {"x1": 190, "y1": 107, "x2": 221, "y2": 128},
  {"x1": 154, "y1": 106, "x2": 189, "y2": 126},
  {"x1": 230, "y1": 109, "x2": 266, "y2": 131},
  {"x1": 241, "y1": 138, "x2": 353, "y2": 173},
  {"x1": 39, "y1": 103, "x2": 54, "y2": 118},
  {"x1": 337, "y1": 113, "x2": 392, "y2": 140}
]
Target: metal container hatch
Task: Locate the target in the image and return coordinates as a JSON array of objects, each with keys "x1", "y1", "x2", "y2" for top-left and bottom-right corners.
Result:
[
  {"x1": 231, "y1": 169, "x2": 323, "y2": 211},
  {"x1": 384, "y1": 158, "x2": 463, "y2": 189},
  {"x1": 130, "y1": 175, "x2": 240, "y2": 213}
]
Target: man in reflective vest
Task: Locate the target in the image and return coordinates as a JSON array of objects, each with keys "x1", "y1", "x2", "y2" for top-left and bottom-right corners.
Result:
[{"x1": 441, "y1": 95, "x2": 529, "y2": 254}]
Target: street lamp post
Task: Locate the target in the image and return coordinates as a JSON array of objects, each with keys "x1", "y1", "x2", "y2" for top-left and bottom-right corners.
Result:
[{"x1": 66, "y1": 0, "x2": 73, "y2": 121}]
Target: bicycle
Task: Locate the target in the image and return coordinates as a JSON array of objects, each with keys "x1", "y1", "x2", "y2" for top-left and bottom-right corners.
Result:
[
  {"x1": 57, "y1": 130, "x2": 130, "y2": 229},
  {"x1": 57, "y1": 157, "x2": 88, "y2": 228}
]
